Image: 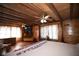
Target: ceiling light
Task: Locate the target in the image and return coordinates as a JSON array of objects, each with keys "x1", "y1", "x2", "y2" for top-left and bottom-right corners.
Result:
[
  {"x1": 43, "y1": 20, "x2": 47, "y2": 23},
  {"x1": 41, "y1": 19, "x2": 44, "y2": 23}
]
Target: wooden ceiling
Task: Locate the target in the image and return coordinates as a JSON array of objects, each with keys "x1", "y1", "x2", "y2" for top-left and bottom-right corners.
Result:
[{"x1": 0, "y1": 3, "x2": 77, "y2": 26}]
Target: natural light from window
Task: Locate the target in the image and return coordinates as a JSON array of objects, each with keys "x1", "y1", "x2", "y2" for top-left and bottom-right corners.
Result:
[
  {"x1": 68, "y1": 26, "x2": 73, "y2": 35},
  {"x1": 41, "y1": 25, "x2": 58, "y2": 40},
  {"x1": 0, "y1": 26, "x2": 21, "y2": 39}
]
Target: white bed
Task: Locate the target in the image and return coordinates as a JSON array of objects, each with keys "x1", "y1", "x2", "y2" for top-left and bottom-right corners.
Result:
[{"x1": 6, "y1": 40, "x2": 79, "y2": 56}]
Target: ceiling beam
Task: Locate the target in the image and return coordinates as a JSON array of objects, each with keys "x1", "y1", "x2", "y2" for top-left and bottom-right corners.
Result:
[
  {"x1": 21, "y1": 4, "x2": 41, "y2": 16},
  {"x1": 0, "y1": 6, "x2": 37, "y2": 24},
  {"x1": 46, "y1": 3, "x2": 63, "y2": 20},
  {"x1": 0, "y1": 16, "x2": 33, "y2": 25},
  {"x1": 0, "y1": 16, "x2": 22, "y2": 22},
  {"x1": 21, "y1": 3, "x2": 43, "y2": 16},
  {"x1": 0, "y1": 5, "x2": 36, "y2": 20},
  {"x1": 0, "y1": 19, "x2": 21, "y2": 24},
  {"x1": 0, "y1": 12, "x2": 25, "y2": 21},
  {"x1": 0, "y1": 17, "x2": 23, "y2": 26},
  {"x1": 0, "y1": 6, "x2": 29, "y2": 20},
  {"x1": 0, "y1": 21, "x2": 22, "y2": 26},
  {"x1": 0, "y1": 12, "x2": 25, "y2": 23},
  {"x1": 0, "y1": 5, "x2": 37, "y2": 20}
]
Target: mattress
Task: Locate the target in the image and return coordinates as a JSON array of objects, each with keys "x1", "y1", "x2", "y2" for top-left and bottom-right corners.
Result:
[{"x1": 5, "y1": 40, "x2": 79, "y2": 56}]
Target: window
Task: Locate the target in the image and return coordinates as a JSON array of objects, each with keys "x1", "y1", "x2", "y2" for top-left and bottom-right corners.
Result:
[
  {"x1": 41, "y1": 26, "x2": 48, "y2": 38},
  {"x1": 0, "y1": 26, "x2": 21, "y2": 39},
  {"x1": 11, "y1": 27, "x2": 21, "y2": 38},
  {"x1": 41, "y1": 25, "x2": 58, "y2": 40},
  {"x1": 0, "y1": 26, "x2": 11, "y2": 39},
  {"x1": 68, "y1": 26, "x2": 73, "y2": 35}
]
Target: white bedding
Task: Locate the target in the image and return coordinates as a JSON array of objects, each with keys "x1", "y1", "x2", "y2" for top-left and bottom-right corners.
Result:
[{"x1": 6, "y1": 41, "x2": 79, "y2": 56}]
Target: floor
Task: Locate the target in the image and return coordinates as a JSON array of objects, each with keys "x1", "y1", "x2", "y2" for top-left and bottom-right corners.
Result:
[
  {"x1": 1, "y1": 41, "x2": 35, "y2": 55},
  {"x1": 5, "y1": 41, "x2": 79, "y2": 56},
  {"x1": 11, "y1": 41, "x2": 34, "y2": 51},
  {"x1": 19, "y1": 41, "x2": 79, "y2": 56}
]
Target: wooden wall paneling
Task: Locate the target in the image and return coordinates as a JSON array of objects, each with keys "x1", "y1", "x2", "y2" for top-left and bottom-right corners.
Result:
[
  {"x1": 63, "y1": 19, "x2": 79, "y2": 44},
  {"x1": 16, "y1": 26, "x2": 24, "y2": 43},
  {"x1": 63, "y1": 4, "x2": 79, "y2": 44},
  {"x1": 32, "y1": 25, "x2": 40, "y2": 42}
]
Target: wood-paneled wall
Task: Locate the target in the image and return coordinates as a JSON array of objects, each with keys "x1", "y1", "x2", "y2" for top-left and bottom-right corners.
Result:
[
  {"x1": 32, "y1": 25, "x2": 40, "y2": 42},
  {"x1": 63, "y1": 19, "x2": 79, "y2": 44}
]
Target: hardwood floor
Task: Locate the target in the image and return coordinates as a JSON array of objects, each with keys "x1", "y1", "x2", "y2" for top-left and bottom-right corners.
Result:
[{"x1": 11, "y1": 41, "x2": 35, "y2": 51}]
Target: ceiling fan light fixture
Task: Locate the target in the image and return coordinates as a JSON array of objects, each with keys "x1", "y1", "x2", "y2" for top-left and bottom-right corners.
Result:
[
  {"x1": 40, "y1": 14, "x2": 49, "y2": 23},
  {"x1": 43, "y1": 19, "x2": 47, "y2": 23},
  {"x1": 45, "y1": 15, "x2": 49, "y2": 19},
  {"x1": 41, "y1": 19, "x2": 44, "y2": 23},
  {"x1": 41, "y1": 19, "x2": 47, "y2": 23}
]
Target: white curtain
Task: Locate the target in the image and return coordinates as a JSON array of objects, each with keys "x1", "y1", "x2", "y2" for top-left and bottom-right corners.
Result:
[
  {"x1": 41, "y1": 26, "x2": 48, "y2": 38},
  {"x1": 11, "y1": 27, "x2": 21, "y2": 38},
  {"x1": 0, "y1": 26, "x2": 10, "y2": 39},
  {"x1": 41, "y1": 25, "x2": 58, "y2": 40},
  {"x1": 0, "y1": 26, "x2": 21, "y2": 39},
  {"x1": 68, "y1": 26, "x2": 72, "y2": 35},
  {"x1": 51, "y1": 25, "x2": 58, "y2": 40}
]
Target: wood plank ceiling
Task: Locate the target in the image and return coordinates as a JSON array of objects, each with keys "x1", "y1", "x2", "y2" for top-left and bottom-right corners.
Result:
[{"x1": 0, "y1": 3, "x2": 70, "y2": 26}]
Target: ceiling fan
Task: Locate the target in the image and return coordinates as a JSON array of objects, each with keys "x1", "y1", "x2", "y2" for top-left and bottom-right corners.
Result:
[
  {"x1": 40, "y1": 14, "x2": 50, "y2": 23},
  {"x1": 33, "y1": 13, "x2": 53, "y2": 23}
]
